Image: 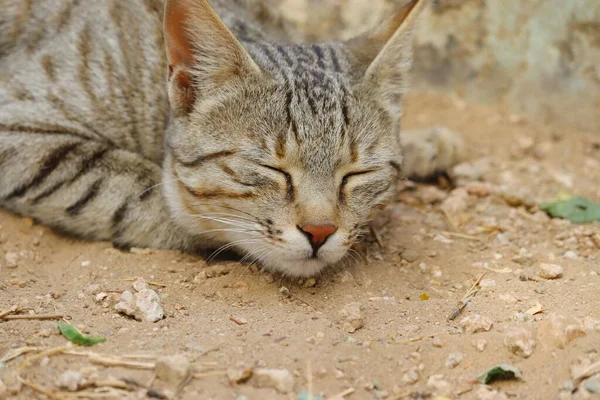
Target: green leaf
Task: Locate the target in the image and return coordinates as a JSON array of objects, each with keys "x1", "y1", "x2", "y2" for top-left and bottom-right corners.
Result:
[
  {"x1": 297, "y1": 392, "x2": 325, "y2": 400},
  {"x1": 477, "y1": 364, "x2": 523, "y2": 384},
  {"x1": 58, "y1": 322, "x2": 106, "y2": 346},
  {"x1": 540, "y1": 196, "x2": 600, "y2": 223}
]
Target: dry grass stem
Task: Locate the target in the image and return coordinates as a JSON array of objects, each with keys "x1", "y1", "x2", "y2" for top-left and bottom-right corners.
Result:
[
  {"x1": 2, "y1": 313, "x2": 67, "y2": 320},
  {"x1": 19, "y1": 377, "x2": 65, "y2": 400},
  {"x1": 447, "y1": 272, "x2": 486, "y2": 321}
]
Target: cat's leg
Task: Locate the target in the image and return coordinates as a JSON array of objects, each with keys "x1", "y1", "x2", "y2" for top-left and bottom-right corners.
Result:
[
  {"x1": 400, "y1": 126, "x2": 465, "y2": 180},
  {"x1": 0, "y1": 130, "x2": 193, "y2": 250}
]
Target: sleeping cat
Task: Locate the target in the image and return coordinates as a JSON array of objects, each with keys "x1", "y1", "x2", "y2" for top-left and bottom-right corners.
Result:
[{"x1": 0, "y1": 0, "x2": 462, "y2": 276}]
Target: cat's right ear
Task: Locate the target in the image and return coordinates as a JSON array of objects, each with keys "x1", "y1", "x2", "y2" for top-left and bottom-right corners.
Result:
[
  {"x1": 164, "y1": 0, "x2": 261, "y2": 116},
  {"x1": 345, "y1": 0, "x2": 426, "y2": 116}
]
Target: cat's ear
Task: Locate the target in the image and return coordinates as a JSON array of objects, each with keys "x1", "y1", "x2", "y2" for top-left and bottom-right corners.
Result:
[
  {"x1": 345, "y1": 0, "x2": 426, "y2": 115},
  {"x1": 164, "y1": 0, "x2": 261, "y2": 115}
]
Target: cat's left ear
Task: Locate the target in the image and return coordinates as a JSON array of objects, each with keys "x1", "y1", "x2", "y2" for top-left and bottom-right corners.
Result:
[
  {"x1": 164, "y1": 0, "x2": 261, "y2": 115},
  {"x1": 345, "y1": 0, "x2": 426, "y2": 115}
]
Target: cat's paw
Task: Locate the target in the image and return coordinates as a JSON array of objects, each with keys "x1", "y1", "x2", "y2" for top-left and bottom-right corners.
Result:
[{"x1": 400, "y1": 126, "x2": 465, "y2": 180}]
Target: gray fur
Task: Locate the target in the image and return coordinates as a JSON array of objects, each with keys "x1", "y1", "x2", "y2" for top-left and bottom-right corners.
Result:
[{"x1": 0, "y1": 0, "x2": 462, "y2": 276}]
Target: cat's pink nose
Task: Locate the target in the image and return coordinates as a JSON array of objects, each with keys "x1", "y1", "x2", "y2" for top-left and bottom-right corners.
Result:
[{"x1": 298, "y1": 224, "x2": 337, "y2": 251}]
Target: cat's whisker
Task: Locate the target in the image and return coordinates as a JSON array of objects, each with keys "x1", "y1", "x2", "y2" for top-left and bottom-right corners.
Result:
[
  {"x1": 191, "y1": 215, "x2": 258, "y2": 230},
  {"x1": 137, "y1": 177, "x2": 182, "y2": 198},
  {"x1": 206, "y1": 239, "x2": 261, "y2": 263},
  {"x1": 191, "y1": 203, "x2": 260, "y2": 220}
]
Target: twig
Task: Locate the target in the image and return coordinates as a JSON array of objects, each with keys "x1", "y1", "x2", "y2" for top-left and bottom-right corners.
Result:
[
  {"x1": 19, "y1": 377, "x2": 65, "y2": 400},
  {"x1": 397, "y1": 332, "x2": 443, "y2": 345},
  {"x1": 123, "y1": 278, "x2": 167, "y2": 288},
  {"x1": 441, "y1": 231, "x2": 483, "y2": 242},
  {"x1": 0, "y1": 305, "x2": 18, "y2": 319},
  {"x1": 16, "y1": 345, "x2": 72, "y2": 376},
  {"x1": 388, "y1": 392, "x2": 411, "y2": 400},
  {"x1": 328, "y1": 387, "x2": 355, "y2": 400},
  {"x1": 306, "y1": 360, "x2": 313, "y2": 400},
  {"x1": 2, "y1": 313, "x2": 67, "y2": 320},
  {"x1": 573, "y1": 360, "x2": 600, "y2": 386},
  {"x1": 193, "y1": 370, "x2": 228, "y2": 379},
  {"x1": 369, "y1": 225, "x2": 384, "y2": 249},
  {"x1": 89, "y1": 354, "x2": 155, "y2": 369},
  {"x1": 447, "y1": 272, "x2": 486, "y2": 321},
  {"x1": 0, "y1": 346, "x2": 44, "y2": 363},
  {"x1": 440, "y1": 209, "x2": 458, "y2": 231}
]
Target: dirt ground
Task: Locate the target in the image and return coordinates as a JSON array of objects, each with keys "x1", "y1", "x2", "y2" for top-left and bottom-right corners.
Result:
[{"x1": 1, "y1": 92, "x2": 599, "y2": 400}]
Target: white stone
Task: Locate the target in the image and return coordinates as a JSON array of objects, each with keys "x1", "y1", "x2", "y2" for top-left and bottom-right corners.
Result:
[
  {"x1": 115, "y1": 286, "x2": 164, "y2": 323},
  {"x1": 402, "y1": 367, "x2": 420, "y2": 384},
  {"x1": 538, "y1": 263, "x2": 563, "y2": 279},
  {"x1": 460, "y1": 314, "x2": 493, "y2": 333},
  {"x1": 445, "y1": 352, "x2": 464, "y2": 368},
  {"x1": 476, "y1": 385, "x2": 509, "y2": 400},
  {"x1": 252, "y1": 368, "x2": 294, "y2": 393},
  {"x1": 504, "y1": 327, "x2": 537, "y2": 358},
  {"x1": 4, "y1": 252, "x2": 18, "y2": 268},
  {"x1": 426, "y1": 374, "x2": 453, "y2": 396},
  {"x1": 472, "y1": 338, "x2": 488, "y2": 352},
  {"x1": 155, "y1": 355, "x2": 191, "y2": 385},
  {"x1": 55, "y1": 370, "x2": 83, "y2": 392},
  {"x1": 338, "y1": 302, "x2": 364, "y2": 333}
]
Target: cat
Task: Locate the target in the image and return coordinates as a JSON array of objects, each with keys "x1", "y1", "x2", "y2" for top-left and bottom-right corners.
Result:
[{"x1": 0, "y1": 0, "x2": 463, "y2": 277}]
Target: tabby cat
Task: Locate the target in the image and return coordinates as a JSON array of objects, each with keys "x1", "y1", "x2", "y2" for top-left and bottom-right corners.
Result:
[{"x1": 0, "y1": 0, "x2": 462, "y2": 276}]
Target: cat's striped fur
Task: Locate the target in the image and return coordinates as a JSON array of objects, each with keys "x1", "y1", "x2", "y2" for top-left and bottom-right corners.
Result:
[{"x1": 0, "y1": 0, "x2": 463, "y2": 276}]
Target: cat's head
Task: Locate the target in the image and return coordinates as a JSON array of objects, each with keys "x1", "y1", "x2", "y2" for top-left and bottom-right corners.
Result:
[{"x1": 162, "y1": 0, "x2": 424, "y2": 276}]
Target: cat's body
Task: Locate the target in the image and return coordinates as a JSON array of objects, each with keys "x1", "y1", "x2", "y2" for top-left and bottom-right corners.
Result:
[{"x1": 0, "y1": 0, "x2": 463, "y2": 276}]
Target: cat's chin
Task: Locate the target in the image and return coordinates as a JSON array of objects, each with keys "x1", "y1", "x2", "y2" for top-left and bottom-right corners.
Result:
[{"x1": 262, "y1": 258, "x2": 330, "y2": 278}]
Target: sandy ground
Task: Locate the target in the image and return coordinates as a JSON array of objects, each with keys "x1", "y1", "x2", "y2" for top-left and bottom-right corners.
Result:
[{"x1": 1, "y1": 92, "x2": 599, "y2": 400}]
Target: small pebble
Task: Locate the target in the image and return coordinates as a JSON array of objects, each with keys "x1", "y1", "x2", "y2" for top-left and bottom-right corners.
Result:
[
  {"x1": 504, "y1": 327, "x2": 537, "y2": 358},
  {"x1": 472, "y1": 338, "x2": 487, "y2": 352},
  {"x1": 432, "y1": 337, "x2": 443, "y2": 348},
  {"x1": 539, "y1": 314, "x2": 586, "y2": 349},
  {"x1": 155, "y1": 355, "x2": 191, "y2": 385},
  {"x1": 252, "y1": 368, "x2": 294, "y2": 393},
  {"x1": 538, "y1": 263, "x2": 564, "y2": 279},
  {"x1": 55, "y1": 370, "x2": 84, "y2": 392},
  {"x1": 460, "y1": 314, "x2": 493, "y2": 333},
  {"x1": 426, "y1": 374, "x2": 453, "y2": 396},
  {"x1": 338, "y1": 302, "x2": 364, "y2": 333},
  {"x1": 445, "y1": 352, "x2": 463, "y2": 368},
  {"x1": 402, "y1": 367, "x2": 419, "y2": 384},
  {"x1": 563, "y1": 251, "x2": 578, "y2": 260},
  {"x1": 4, "y1": 252, "x2": 18, "y2": 268}
]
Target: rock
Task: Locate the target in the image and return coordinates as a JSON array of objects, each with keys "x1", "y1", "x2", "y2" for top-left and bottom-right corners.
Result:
[
  {"x1": 4, "y1": 252, "x2": 18, "y2": 268},
  {"x1": 539, "y1": 314, "x2": 586, "y2": 349},
  {"x1": 432, "y1": 337, "x2": 443, "y2": 348},
  {"x1": 460, "y1": 314, "x2": 493, "y2": 333},
  {"x1": 402, "y1": 367, "x2": 420, "y2": 384},
  {"x1": 445, "y1": 352, "x2": 463, "y2": 368},
  {"x1": 227, "y1": 367, "x2": 253, "y2": 384},
  {"x1": 132, "y1": 278, "x2": 149, "y2": 292},
  {"x1": 252, "y1": 368, "x2": 294, "y2": 393},
  {"x1": 416, "y1": 186, "x2": 447, "y2": 204},
  {"x1": 450, "y1": 159, "x2": 490, "y2": 183},
  {"x1": 401, "y1": 248, "x2": 420, "y2": 263},
  {"x1": 155, "y1": 355, "x2": 191, "y2": 385},
  {"x1": 563, "y1": 251, "x2": 578, "y2": 260},
  {"x1": 427, "y1": 374, "x2": 453, "y2": 396},
  {"x1": 433, "y1": 234, "x2": 453, "y2": 244},
  {"x1": 538, "y1": 263, "x2": 563, "y2": 279},
  {"x1": 472, "y1": 338, "x2": 487, "y2": 352},
  {"x1": 440, "y1": 188, "x2": 470, "y2": 214},
  {"x1": 115, "y1": 285, "x2": 164, "y2": 323},
  {"x1": 465, "y1": 182, "x2": 493, "y2": 197},
  {"x1": 55, "y1": 370, "x2": 84, "y2": 392},
  {"x1": 338, "y1": 302, "x2": 364, "y2": 333},
  {"x1": 476, "y1": 385, "x2": 509, "y2": 400},
  {"x1": 504, "y1": 327, "x2": 537, "y2": 358}
]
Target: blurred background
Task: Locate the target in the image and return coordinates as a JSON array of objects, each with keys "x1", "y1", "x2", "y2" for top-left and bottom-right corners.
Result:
[{"x1": 262, "y1": 0, "x2": 600, "y2": 133}]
